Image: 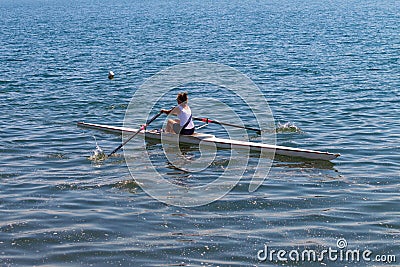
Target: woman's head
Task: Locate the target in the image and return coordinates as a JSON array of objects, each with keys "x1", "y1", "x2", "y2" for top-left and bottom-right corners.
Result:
[{"x1": 176, "y1": 92, "x2": 188, "y2": 104}]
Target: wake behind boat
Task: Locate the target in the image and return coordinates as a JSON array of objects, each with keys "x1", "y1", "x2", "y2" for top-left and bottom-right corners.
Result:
[{"x1": 77, "y1": 122, "x2": 340, "y2": 161}]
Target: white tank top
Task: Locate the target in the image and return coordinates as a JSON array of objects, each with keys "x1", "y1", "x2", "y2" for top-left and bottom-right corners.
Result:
[{"x1": 178, "y1": 105, "x2": 195, "y2": 129}]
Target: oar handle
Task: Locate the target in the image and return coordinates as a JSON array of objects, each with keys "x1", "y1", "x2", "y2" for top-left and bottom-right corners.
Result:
[
  {"x1": 108, "y1": 111, "x2": 163, "y2": 157},
  {"x1": 193, "y1": 117, "x2": 261, "y2": 134}
]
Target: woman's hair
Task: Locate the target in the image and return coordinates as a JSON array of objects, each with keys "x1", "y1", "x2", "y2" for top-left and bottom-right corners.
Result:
[{"x1": 177, "y1": 92, "x2": 188, "y2": 103}]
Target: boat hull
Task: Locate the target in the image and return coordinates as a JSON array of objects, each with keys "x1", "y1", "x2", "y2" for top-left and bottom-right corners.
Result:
[{"x1": 77, "y1": 122, "x2": 340, "y2": 161}]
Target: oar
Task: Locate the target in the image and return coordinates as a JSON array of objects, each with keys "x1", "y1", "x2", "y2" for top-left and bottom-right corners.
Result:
[
  {"x1": 193, "y1": 117, "x2": 262, "y2": 134},
  {"x1": 108, "y1": 111, "x2": 163, "y2": 157}
]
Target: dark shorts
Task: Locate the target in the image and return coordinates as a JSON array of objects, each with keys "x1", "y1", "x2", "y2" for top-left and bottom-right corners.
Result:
[
  {"x1": 180, "y1": 127, "x2": 195, "y2": 135},
  {"x1": 173, "y1": 123, "x2": 195, "y2": 135}
]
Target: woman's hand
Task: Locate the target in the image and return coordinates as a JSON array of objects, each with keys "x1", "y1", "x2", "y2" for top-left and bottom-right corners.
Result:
[{"x1": 161, "y1": 109, "x2": 171, "y2": 115}]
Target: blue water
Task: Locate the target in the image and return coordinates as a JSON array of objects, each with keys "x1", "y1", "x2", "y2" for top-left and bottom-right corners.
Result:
[{"x1": 1, "y1": 0, "x2": 399, "y2": 266}]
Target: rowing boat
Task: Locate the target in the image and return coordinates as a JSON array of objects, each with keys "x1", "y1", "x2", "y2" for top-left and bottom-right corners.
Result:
[{"x1": 77, "y1": 122, "x2": 340, "y2": 161}]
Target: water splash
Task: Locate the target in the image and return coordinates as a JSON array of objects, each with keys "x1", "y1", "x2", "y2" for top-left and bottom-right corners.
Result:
[
  {"x1": 276, "y1": 121, "x2": 302, "y2": 133},
  {"x1": 88, "y1": 136, "x2": 107, "y2": 161}
]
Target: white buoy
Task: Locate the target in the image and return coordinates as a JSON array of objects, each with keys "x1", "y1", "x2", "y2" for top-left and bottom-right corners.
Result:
[{"x1": 108, "y1": 71, "x2": 114, "y2": 80}]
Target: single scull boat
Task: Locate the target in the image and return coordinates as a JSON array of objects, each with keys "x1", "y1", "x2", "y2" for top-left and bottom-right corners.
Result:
[{"x1": 77, "y1": 122, "x2": 340, "y2": 161}]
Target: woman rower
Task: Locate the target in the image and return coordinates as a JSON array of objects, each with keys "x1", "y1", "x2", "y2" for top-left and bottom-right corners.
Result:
[{"x1": 161, "y1": 92, "x2": 195, "y2": 135}]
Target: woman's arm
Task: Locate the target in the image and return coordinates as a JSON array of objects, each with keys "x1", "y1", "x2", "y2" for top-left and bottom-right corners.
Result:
[{"x1": 161, "y1": 106, "x2": 180, "y2": 115}]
